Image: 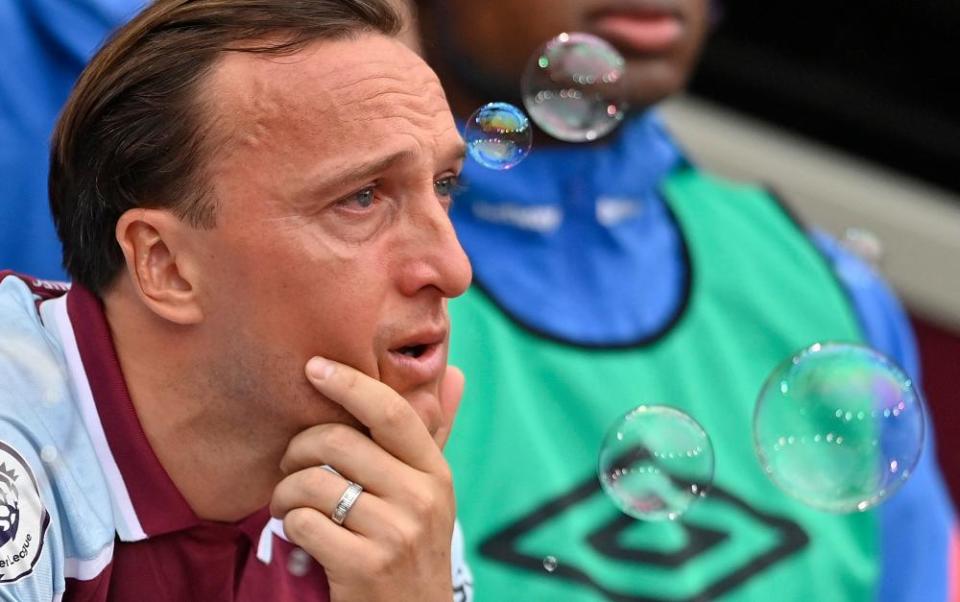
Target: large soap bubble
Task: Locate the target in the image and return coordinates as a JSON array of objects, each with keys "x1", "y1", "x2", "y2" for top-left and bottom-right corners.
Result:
[
  {"x1": 522, "y1": 32, "x2": 627, "y2": 143},
  {"x1": 754, "y1": 342, "x2": 925, "y2": 513}
]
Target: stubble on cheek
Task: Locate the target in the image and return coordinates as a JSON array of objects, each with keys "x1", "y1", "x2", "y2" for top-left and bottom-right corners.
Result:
[{"x1": 203, "y1": 325, "x2": 351, "y2": 437}]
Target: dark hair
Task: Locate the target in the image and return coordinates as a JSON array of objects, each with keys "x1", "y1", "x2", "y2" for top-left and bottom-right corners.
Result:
[{"x1": 50, "y1": 0, "x2": 401, "y2": 294}]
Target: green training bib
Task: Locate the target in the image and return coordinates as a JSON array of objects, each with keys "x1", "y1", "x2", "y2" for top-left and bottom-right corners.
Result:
[{"x1": 446, "y1": 167, "x2": 875, "y2": 601}]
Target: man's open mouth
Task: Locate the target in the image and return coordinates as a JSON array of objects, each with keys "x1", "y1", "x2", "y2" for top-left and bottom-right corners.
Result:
[
  {"x1": 384, "y1": 330, "x2": 447, "y2": 386},
  {"x1": 395, "y1": 343, "x2": 430, "y2": 359}
]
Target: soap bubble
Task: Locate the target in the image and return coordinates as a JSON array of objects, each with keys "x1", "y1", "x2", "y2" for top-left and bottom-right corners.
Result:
[
  {"x1": 543, "y1": 556, "x2": 558, "y2": 573},
  {"x1": 464, "y1": 102, "x2": 532, "y2": 170},
  {"x1": 522, "y1": 32, "x2": 627, "y2": 143},
  {"x1": 598, "y1": 405, "x2": 714, "y2": 521},
  {"x1": 754, "y1": 342, "x2": 925, "y2": 513},
  {"x1": 841, "y1": 227, "x2": 884, "y2": 266}
]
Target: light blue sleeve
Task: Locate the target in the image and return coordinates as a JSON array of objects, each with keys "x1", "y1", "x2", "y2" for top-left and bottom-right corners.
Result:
[{"x1": 812, "y1": 229, "x2": 957, "y2": 602}]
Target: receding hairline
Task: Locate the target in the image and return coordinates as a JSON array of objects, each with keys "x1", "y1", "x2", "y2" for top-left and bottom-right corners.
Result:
[
  {"x1": 178, "y1": 29, "x2": 416, "y2": 201},
  {"x1": 195, "y1": 30, "x2": 438, "y2": 161}
]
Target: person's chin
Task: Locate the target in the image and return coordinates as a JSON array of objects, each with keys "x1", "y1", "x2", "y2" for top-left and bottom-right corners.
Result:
[{"x1": 623, "y1": 62, "x2": 688, "y2": 108}]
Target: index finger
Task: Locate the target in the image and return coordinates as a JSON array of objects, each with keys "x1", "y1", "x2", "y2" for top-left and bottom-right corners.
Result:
[{"x1": 305, "y1": 356, "x2": 446, "y2": 474}]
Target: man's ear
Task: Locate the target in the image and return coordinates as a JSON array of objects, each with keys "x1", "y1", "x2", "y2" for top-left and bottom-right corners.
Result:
[{"x1": 115, "y1": 208, "x2": 204, "y2": 325}]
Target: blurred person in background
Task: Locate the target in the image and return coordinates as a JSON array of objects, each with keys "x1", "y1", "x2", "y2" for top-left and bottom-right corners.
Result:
[
  {"x1": 412, "y1": 0, "x2": 959, "y2": 600},
  {"x1": 0, "y1": 0, "x2": 144, "y2": 278}
]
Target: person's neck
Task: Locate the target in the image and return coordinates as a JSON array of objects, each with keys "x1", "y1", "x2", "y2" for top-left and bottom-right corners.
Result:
[{"x1": 102, "y1": 287, "x2": 285, "y2": 523}]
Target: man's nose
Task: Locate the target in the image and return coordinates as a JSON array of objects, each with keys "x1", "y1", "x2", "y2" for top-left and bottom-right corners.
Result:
[{"x1": 398, "y1": 200, "x2": 472, "y2": 299}]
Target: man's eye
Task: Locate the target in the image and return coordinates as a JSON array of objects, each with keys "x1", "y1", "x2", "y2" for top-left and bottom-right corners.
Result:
[
  {"x1": 340, "y1": 187, "x2": 376, "y2": 209},
  {"x1": 434, "y1": 175, "x2": 464, "y2": 198}
]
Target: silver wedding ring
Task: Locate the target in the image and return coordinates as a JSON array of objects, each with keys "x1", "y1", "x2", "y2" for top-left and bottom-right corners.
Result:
[{"x1": 331, "y1": 481, "x2": 363, "y2": 526}]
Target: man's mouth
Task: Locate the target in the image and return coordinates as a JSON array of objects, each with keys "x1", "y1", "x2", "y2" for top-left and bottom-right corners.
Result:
[
  {"x1": 384, "y1": 329, "x2": 447, "y2": 387},
  {"x1": 395, "y1": 343, "x2": 431, "y2": 358}
]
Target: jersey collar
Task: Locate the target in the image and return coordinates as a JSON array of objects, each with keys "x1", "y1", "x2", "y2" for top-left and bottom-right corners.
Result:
[{"x1": 52, "y1": 284, "x2": 201, "y2": 540}]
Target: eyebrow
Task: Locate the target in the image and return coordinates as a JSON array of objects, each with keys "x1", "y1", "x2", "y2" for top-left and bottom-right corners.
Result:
[
  {"x1": 295, "y1": 150, "x2": 410, "y2": 204},
  {"x1": 339, "y1": 138, "x2": 466, "y2": 185},
  {"x1": 334, "y1": 149, "x2": 417, "y2": 189},
  {"x1": 306, "y1": 141, "x2": 468, "y2": 199}
]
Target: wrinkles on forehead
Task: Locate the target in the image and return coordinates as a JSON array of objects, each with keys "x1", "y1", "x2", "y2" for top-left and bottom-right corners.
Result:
[
  {"x1": 207, "y1": 35, "x2": 452, "y2": 164},
  {"x1": 328, "y1": 66, "x2": 449, "y2": 128}
]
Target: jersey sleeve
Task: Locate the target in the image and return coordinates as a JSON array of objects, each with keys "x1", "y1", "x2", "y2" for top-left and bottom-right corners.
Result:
[
  {"x1": 811, "y1": 229, "x2": 959, "y2": 602},
  {"x1": 0, "y1": 278, "x2": 68, "y2": 600}
]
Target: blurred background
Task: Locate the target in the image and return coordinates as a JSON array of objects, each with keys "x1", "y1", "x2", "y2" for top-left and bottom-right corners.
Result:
[{"x1": 661, "y1": 0, "x2": 960, "y2": 503}]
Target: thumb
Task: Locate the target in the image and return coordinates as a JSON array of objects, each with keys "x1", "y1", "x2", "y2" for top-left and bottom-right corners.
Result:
[{"x1": 433, "y1": 364, "x2": 465, "y2": 450}]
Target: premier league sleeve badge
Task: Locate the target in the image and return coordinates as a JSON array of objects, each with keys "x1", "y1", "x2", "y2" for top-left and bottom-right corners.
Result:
[{"x1": 0, "y1": 441, "x2": 50, "y2": 584}]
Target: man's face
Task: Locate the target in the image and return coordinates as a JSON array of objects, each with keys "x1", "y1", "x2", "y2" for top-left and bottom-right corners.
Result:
[
  {"x1": 192, "y1": 33, "x2": 471, "y2": 438},
  {"x1": 431, "y1": 0, "x2": 710, "y2": 109}
]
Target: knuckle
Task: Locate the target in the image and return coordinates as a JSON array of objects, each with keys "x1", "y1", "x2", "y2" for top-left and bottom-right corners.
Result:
[
  {"x1": 400, "y1": 523, "x2": 423, "y2": 552},
  {"x1": 385, "y1": 519, "x2": 421, "y2": 554},
  {"x1": 381, "y1": 520, "x2": 407, "y2": 547},
  {"x1": 381, "y1": 399, "x2": 407, "y2": 428},
  {"x1": 367, "y1": 549, "x2": 393, "y2": 574},
  {"x1": 283, "y1": 508, "x2": 317, "y2": 542},
  {"x1": 318, "y1": 424, "x2": 354, "y2": 457},
  {"x1": 409, "y1": 487, "x2": 439, "y2": 517}
]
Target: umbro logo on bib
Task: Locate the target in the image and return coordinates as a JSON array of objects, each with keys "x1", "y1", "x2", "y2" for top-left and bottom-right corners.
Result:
[
  {"x1": 0, "y1": 442, "x2": 49, "y2": 584},
  {"x1": 479, "y1": 471, "x2": 809, "y2": 601}
]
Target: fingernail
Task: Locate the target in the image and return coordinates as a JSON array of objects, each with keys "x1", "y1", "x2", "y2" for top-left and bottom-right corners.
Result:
[{"x1": 306, "y1": 357, "x2": 335, "y2": 380}]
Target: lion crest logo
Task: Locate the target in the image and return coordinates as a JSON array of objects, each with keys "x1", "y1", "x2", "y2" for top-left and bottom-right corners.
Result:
[{"x1": 0, "y1": 463, "x2": 20, "y2": 548}]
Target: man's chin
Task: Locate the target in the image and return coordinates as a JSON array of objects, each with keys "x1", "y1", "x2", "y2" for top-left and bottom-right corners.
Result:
[{"x1": 623, "y1": 63, "x2": 688, "y2": 108}]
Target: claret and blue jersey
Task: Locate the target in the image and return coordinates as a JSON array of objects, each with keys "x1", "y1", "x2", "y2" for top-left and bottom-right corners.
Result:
[
  {"x1": 0, "y1": 273, "x2": 332, "y2": 600},
  {"x1": 0, "y1": 273, "x2": 474, "y2": 600}
]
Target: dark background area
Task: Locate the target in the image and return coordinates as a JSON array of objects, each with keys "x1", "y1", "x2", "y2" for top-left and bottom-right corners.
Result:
[
  {"x1": 689, "y1": 0, "x2": 960, "y2": 197},
  {"x1": 914, "y1": 317, "x2": 960, "y2": 507},
  {"x1": 687, "y1": 0, "x2": 959, "y2": 503}
]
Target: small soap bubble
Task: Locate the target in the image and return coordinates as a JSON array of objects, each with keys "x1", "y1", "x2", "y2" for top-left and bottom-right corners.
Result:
[
  {"x1": 598, "y1": 405, "x2": 714, "y2": 521},
  {"x1": 754, "y1": 342, "x2": 925, "y2": 513},
  {"x1": 543, "y1": 556, "x2": 558, "y2": 573},
  {"x1": 522, "y1": 32, "x2": 627, "y2": 143},
  {"x1": 841, "y1": 227, "x2": 884, "y2": 266},
  {"x1": 464, "y1": 102, "x2": 532, "y2": 170}
]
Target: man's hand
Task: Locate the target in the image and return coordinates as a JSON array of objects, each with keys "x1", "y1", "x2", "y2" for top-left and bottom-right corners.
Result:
[{"x1": 270, "y1": 357, "x2": 463, "y2": 602}]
